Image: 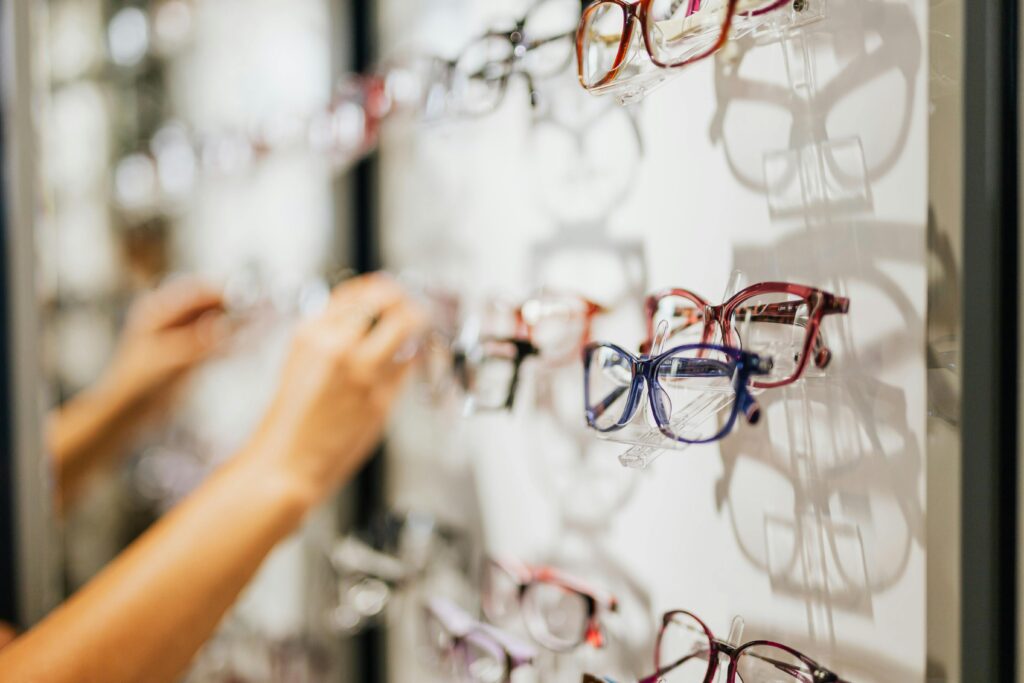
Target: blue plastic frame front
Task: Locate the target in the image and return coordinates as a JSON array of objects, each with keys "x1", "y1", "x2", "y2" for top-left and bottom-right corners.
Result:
[{"x1": 582, "y1": 342, "x2": 769, "y2": 445}]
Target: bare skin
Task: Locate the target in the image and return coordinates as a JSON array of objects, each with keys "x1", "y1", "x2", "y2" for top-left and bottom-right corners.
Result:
[
  {"x1": 0, "y1": 272, "x2": 426, "y2": 683},
  {"x1": 49, "y1": 277, "x2": 230, "y2": 510}
]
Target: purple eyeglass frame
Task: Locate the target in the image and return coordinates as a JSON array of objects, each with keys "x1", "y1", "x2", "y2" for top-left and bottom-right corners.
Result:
[
  {"x1": 641, "y1": 282, "x2": 851, "y2": 390},
  {"x1": 426, "y1": 597, "x2": 535, "y2": 683},
  {"x1": 575, "y1": 0, "x2": 792, "y2": 91},
  {"x1": 637, "y1": 609, "x2": 852, "y2": 683},
  {"x1": 582, "y1": 342, "x2": 772, "y2": 444}
]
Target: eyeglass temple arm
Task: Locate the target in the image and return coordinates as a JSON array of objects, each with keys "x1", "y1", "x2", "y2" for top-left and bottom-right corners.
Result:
[
  {"x1": 526, "y1": 30, "x2": 576, "y2": 50},
  {"x1": 743, "y1": 650, "x2": 838, "y2": 683},
  {"x1": 637, "y1": 648, "x2": 713, "y2": 683},
  {"x1": 590, "y1": 385, "x2": 629, "y2": 419}
]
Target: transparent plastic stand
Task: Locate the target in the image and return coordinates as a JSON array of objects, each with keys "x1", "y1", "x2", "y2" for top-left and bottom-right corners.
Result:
[
  {"x1": 750, "y1": 0, "x2": 871, "y2": 218},
  {"x1": 609, "y1": 271, "x2": 750, "y2": 470},
  {"x1": 744, "y1": 0, "x2": 828, "y2": 46},
  {"x1": 718, "y1": 617, "x2": 746, "y2": 682}
]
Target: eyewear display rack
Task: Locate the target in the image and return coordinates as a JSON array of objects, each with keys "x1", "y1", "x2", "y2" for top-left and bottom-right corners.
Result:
[
  {"x1": 961, "y1": 0, "x2": 1020, "y2": 680},
  {"x1": 0, "y1": 0, "x2": 63, "y2": 631}
]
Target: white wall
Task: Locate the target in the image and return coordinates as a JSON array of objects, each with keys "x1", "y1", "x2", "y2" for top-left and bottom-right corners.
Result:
[{"x1": 379, "y1": 0, "x2": 929, "y2": 680}]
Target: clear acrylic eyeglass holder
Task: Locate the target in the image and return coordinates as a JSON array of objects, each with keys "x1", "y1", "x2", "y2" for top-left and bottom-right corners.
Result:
[
  {"x1": 594, "y1": 271, "x2": 755, "y2": 470},
  {"x1": 647, "y1": 616, "x2": 745, "y2": 683}
]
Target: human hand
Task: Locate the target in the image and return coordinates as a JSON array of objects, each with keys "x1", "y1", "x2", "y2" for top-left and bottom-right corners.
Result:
[
  {"x1": 100, "y1": 277, "x2": 228, "y2": 415},
  {"x1": 242, "y1": 273, "x2": 427, "y2": 508}
]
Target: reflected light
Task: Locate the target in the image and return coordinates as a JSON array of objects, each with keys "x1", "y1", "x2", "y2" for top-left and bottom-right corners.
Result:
[{"x1": 108, "y1": 7, "x2": 151, "y2": 67}]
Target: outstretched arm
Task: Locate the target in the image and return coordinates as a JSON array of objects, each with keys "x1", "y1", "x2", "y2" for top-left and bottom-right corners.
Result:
[
  {"x1": 0, "y1": 273, "x2": 425, "y2": 683},
  {"x1": 50, "y1": 278, "x2": 228, "y2": 510}
]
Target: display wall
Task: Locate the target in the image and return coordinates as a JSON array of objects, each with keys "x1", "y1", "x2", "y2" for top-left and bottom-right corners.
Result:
[{"x1": 377, "y1": 0, "x2": 929, "y2": 681}]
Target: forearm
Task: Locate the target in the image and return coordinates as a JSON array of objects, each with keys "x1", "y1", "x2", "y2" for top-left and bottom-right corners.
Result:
[
  {"x1": 48, "y1": 379, "x2": 144, "y2": 508},
  {"x1": 0, "y1": 446, "x2": 311, "y2": 683}
]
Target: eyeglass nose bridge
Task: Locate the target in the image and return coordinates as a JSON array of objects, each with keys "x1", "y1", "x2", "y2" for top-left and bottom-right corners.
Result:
[{"x1": 618, "y1": 362, "x2": 649, "y2": 426}]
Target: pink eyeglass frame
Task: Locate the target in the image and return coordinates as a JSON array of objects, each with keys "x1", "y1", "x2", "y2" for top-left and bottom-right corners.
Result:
[
  {"x1": 575, "y1": 0, "x2": 792, "y2": 91},
  {"x1": 512, "y1": 292, "x2": 607, "y2": 352},
  {"x1": 641, "y1": 282, "x2": 850, "y2": 389},
  {"x1": 484, "y1": 556, "x2": 619, "y2": 651}
]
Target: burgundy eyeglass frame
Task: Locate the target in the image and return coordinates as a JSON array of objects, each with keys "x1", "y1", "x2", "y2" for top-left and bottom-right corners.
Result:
[
  {"x1": 483, "y1": 557, "x2": 619, "y2": 651},
  {"x1": 575, "y1": 0, "x2": 791, "y2": 91},
  {"x1": 641, "y1": 282, "x2": 850, "y2": 389},
  {"x1": 642, "y1": 609, "x2": 851, "y2": 683}
]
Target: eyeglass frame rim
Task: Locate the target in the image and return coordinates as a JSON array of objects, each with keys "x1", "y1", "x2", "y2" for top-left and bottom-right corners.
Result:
[
  {"x1": 453, "y1": 336, "x2": 540, "y2": 410},
  {"x1": 574, "y1": 0, "x2": 792, "y2": 91},
  {"x1": 482, "y1": 556, "x2": 619, "y2": 651},
  {"x1": 455, "y1": 0, "x2": 582, "y2": 115},
  {"x1": 643, "y1": 608, "x2": 849, "y2": 683},
  {"x1": 425, "y1": 598, "x2": 535, "y2": 681},
  {"x1": 642, "y1": 281, "x2": 850, "y2": 389},
  {"x1": 582, "y1": 341, "x2": 765, "y2": 444}
]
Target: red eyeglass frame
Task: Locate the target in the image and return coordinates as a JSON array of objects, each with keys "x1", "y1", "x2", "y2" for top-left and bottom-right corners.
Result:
[
  {"x1": 483, "y1": 556, "x2": 619, "y2": 651},
  {"x1": 575, "y1": 0, "x2": 791, "y2": 91},
  {"x1": 641, "y1": 282, "x2": 850, "y2": 389}
]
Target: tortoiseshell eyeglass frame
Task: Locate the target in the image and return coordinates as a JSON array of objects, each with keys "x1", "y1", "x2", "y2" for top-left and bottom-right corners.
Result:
[
  {"x1": 637, "y1": 609, "x2": 852, "y2": 683},
  {"x1": 640, "y1": 282, "x2": 850, "y2": 390},
  {"x1": 575, "y1": 0, "x2": 792, "y2": 91},
  {"x1": 482, "y1": 557, "x2": 619, "y2": 652}
]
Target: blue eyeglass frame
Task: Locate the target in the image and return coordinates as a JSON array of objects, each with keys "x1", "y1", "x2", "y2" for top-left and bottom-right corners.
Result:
[{"x1": 582, "y1": 342, "x2": 772, "y2": 444}]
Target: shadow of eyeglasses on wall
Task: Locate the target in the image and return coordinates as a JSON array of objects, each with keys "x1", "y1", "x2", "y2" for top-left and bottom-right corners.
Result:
[
  {"x1": 708, "y1": 0, "x2": 921, "y2": 218},
  {"x1": 715, "y1": 217, "x2": 925, "y2": 650}
]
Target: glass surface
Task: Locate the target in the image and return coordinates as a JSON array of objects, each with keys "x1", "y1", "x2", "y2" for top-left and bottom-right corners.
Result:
[
  {"x1": 653, "y1": 347, "x2": 736, "y2": 442},
  {"x1": 657, "y1": 612, "x2": 715, "y2": 682},
  {"x1": 646, "y1": 0, "x2": 730, "y2": 66},
  {"x1": 457, "y1": 340, "x2": 520, "y2": 409},
  {"x1": 520, "y1": 294, "x2": 590, "y2": 359},
  {"x1": 521, "y1": 581, "x2": 590, "y2": 650},
  {"x1": 585, "y1": 344, "x2": 635, "y2": 429},
  {"x1": 454, "y1": 35, "x2": 515, "y2": 115},
  {"x1": 580, "y1": 3, "x2": 628, "y2": 87},
  {"x1": 728, "y1": 292, "x2": 812, "y2": 384},
  {"x1": 481, "y1": 562, "x2": 522, "y2": 625},
  {"x1": 522, "y1": 0, "x2": 581, "y2": 76},
  {"x1": 463, "y1": 633, "x2": 509, "y2": 683},
  {"x1": 652, "y1": 293, "x2": 709, "y2": 348},
  {"x1": 734, "y1": 643, "x2": 813, "y2": 682}
]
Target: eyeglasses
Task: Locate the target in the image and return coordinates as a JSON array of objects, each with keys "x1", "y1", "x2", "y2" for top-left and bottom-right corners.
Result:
[
  {"x1": 424, "y1": 597, "x2": 536, "y2": 683},
  {"x1": 642, "y1": 283, "x2": 850, "y2": 389},
  {"x1": 454, "y1": 337, "x2": 539, "y2": 411},
  {"x1": 625, "y1": 609, "x2": 851, "y2": 683},
  {"x1": 583, "y1": 342, "x2": 771, "y2": 444},
  {"x1": 576, "y1": 0, "x2": 796, "y2": 94},
  {"x1": 513, "y1": 291, "x2": 607, "y2": 361},
  {"x1": 454, "y1": 292, "x2": 605, "y2": 410},
  {"x1": 327, "y1": 512, "x2": 469, "y2": 635},
  {"x1": 481, "y1": 557, "x2": 618, "y2": 652},
  {"x1": 453, "y1": 0, "x2": 582, "y2": 115}
]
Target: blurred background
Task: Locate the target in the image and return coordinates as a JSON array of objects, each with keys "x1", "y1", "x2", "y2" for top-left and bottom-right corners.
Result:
[{"x1": 0, "y1": 0, "x2": 1010, "y2": 680}]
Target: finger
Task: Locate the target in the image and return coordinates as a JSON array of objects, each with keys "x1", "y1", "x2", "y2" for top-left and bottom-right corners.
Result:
[
  {"x1": 136, "y1": 278, "x2": 225, "y2": 331},
  {"x1": 324, "y1": 276, "x2": 407, "y2": 332},
  {"x1": 159, "y1": 311, "x2": 232, "y2": 371},
  {"x1": 350, "y1": 302, "x2": 428, "y2": 370},
  {"x1": 328, "y1": 271, "x2": 396, "y2": 307}
]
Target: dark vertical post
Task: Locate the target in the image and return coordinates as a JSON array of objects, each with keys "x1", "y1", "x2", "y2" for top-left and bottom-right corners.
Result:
[
  {"x1": 0, "y1": 0, "x2": 19, "y2": 628},
  {"x1": 961, "y1": 0, "x2": 1019, "y2": 679},
  {"x1": 349, "y1": 2, "x2": 386, "y2": 682}
]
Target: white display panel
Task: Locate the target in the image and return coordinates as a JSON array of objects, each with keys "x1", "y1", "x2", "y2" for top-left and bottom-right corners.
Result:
[{"x1": 379, "y1": 0, "x2": 928, "y2": 680}]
